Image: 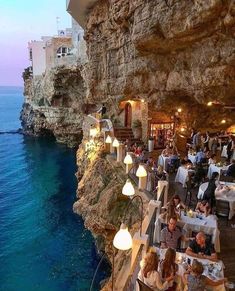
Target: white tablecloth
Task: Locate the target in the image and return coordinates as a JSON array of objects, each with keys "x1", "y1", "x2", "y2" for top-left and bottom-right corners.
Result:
[
  {"x1": 154, "y1": 213, "x2": 220, "y2": 252},
  {"x1": 188, "y1": 153, "x2": 196, "y2": 165},
  {"x1": 215, "y1": 183, "x2": 235, "y2": 220},
  {"x1": 154, "y1": 248, "x2": 225, "y2": 291},
  {"x1": 207, "y1": 164, "x2": 227, "y2": 179},
  {"x1": 198, "y1": 182, "x2": 209, "y2": 199},
  {"x1": 198, "y1": 182, "x2": 235, "y2": 220},
  {"x1": 158, "y1": 155, "x2": 170, "y2": 171},
  {"x1": 175, "y1": 166, "x2": 194, "y2": 187},
  {"x1": 221, "y1": 145, "x2": 227, "y2": 158}
]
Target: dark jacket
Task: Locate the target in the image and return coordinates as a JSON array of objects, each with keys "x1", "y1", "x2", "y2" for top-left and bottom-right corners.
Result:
[
  {"x1": 203, "y1": 178, "x2": 217, "y2": 207},
  {"x1": 227, "y1": 163, "x2": 235, "y2": 178}
]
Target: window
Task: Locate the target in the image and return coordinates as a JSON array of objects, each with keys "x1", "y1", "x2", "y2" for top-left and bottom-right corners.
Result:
[{"x1": 56, "y1": 46, "x2": 71, "y2": 58}]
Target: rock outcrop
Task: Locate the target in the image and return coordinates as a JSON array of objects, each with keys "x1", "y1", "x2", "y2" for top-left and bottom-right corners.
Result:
[
  {"x1": 84, "y1": 0, "x2": 235, "y2": 128},
  {"x1": 73, "y1": 137, "x2": 149, "y2": 289},
  {"x1": 21, "y1": 65, "x2": 86, "y2": 147}
]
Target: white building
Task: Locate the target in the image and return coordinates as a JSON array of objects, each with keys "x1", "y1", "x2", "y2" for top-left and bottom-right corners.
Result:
[
  {"x1": 28, "y1": 29, "x2": 74, "y2": 77},
  {"x1": 28, "y1": 36, "x2": 51, "y2": 77}
]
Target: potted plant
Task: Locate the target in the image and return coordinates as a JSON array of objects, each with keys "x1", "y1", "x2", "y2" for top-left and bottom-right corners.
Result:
[
  {"x1": 132, "y1": 119, "x2": 142, "y2": 139},
  {"x1": 148, "y1": 136, "x2": 155, "y2": 152}
]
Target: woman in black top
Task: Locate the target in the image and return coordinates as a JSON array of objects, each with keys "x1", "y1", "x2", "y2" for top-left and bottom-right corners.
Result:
[{"x1": 203, "y1": 172, "x2": 219, "y2": 209}]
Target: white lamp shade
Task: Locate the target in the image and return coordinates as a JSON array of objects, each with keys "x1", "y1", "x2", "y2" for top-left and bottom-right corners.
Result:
[
  {"x1": 124, "y1": 154, "x2": 133, "y2": 164},
  {"x1": 122, "y1": 179, "x2": 135, "y2": 196},
  {"x1": 112, "y1": 138, "x2": 120, "y2": 147},
  {"x1": 136, "y1": 165, "x2": 147, "y2": 177},
  {"x1": 113, "y1": 224, "x2": 132, "y2": 250},
  {"x1": 105, "y1": 135, "x2": 112, "y2": 143}
]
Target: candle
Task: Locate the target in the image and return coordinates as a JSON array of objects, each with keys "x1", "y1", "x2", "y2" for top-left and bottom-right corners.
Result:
[{"x1": 188, "y1": 209, "x2": 193, "y2": 218}]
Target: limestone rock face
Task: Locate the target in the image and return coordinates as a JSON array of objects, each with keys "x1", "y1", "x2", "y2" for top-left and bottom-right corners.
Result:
[
  {"x1": 84, "y1": 0, "x2": 235, "y2": 128},
  {"x1": 21, "y1": 65, "x2": 86, "y2": 147},
  {"x1": 73, "y1": 139, "x2": 148, "y2": 289}
]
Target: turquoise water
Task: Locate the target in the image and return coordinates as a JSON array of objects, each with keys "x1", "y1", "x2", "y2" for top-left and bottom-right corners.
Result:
[{"x1": 0, "y1": 87, "x2": 109, "y2": 291}]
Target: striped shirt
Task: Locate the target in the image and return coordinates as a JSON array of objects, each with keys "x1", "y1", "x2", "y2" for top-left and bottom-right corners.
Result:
[{"x1": 160, "y1": 226, "x2": 182, "y2": 249}]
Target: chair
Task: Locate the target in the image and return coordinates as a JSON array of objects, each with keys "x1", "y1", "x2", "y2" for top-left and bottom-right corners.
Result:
[
  {"x1": 215, "y1": 200, "x2": 230, "y2": 224},
  {"x1": 137, "y1": 279, "x2": 154, "y2": 291}
]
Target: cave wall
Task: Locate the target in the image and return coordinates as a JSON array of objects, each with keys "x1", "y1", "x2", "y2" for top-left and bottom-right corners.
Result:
[{"x1": 83, "y1": 0, "x2": 235, "y2": 130}]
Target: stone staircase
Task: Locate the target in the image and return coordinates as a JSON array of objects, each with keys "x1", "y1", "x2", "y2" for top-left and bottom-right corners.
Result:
[{"x1": 113, "y1": 127, "x2": 139, "y2": 143}]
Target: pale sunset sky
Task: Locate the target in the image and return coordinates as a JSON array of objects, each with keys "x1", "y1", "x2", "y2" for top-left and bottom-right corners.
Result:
[{"x1": 0, "y1": 0, "x2": 71, "y2": 86}]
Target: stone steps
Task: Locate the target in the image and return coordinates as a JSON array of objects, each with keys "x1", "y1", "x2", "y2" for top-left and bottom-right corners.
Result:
[{"x1": 113, "y1": 127, "x2": 135, "y2": 142}]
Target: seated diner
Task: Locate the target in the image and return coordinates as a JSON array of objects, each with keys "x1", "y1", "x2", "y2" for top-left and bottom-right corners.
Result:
[
  {"x1": 186, "y1": 231, "x2": 217, "y2": 261},
  {"x1": 161, "y1": 217, "x2": 189, "y2": 250},
  {"x1": 195, "y1": 200, "x2": 211, "y2": 217}
]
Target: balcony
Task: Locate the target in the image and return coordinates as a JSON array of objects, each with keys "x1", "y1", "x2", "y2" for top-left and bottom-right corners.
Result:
[{"x1": 66, "y1": 0, "x2": 98, "y2": 27}]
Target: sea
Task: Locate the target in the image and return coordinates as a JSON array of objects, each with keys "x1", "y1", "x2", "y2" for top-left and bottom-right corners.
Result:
[{"x1": 0, "y1": 86, "x2": 109, "y2": 291}]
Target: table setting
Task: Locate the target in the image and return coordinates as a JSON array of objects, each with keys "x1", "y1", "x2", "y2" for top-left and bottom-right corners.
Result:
[
  {"x1": 153, "y1": 210, "x2": 220, "y2": 252},
  {"x1": 158, "y1": 154, "x2": 171, "y2": 171},
  {"x1": 215, "y1": 183, "x2": 235, "y2": 220},
  {"x1": 188, "y1": 151, "x2": 197, "y2": 165},
  {"x1": 155, "y1": 248, "x2": 226, "y2": 291},
  {"x1": 175, "y1": 165, "x2": 195, "y2": 187},
  {"x1": 208, "y1": 163, "x2": 228, "y2": 179}
]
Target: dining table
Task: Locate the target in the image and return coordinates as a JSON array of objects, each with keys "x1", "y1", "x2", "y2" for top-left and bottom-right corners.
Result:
[
  {"x1": 198, "y1": 182, "x2": 235, "y2": 220},
  {"x1": 154, "y1": 211, "x2": 220, "y2": 252},
  {"x1": 215, "y1": 183, "x2": 235, "y2": 220},
  {"x1": 154, "y1": 248, "x2": 225, "y2": 291},
  {"x1": 158, "y1": 154, "x2": 170, "y2": 171},
  {"x1": 207, "y1": 164, "x2": 228, "y2": 179},
  {"x1": 175, "y1": 166, "x2": 194, "y2": 187},
  {"x1": 188, "y1": 153, "x2": 196, "y2": 165}
]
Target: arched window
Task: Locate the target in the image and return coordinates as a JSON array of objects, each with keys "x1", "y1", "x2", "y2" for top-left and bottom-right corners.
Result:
[{"x1": 56, "y1": 46, "x2": 71, "y2": 58}]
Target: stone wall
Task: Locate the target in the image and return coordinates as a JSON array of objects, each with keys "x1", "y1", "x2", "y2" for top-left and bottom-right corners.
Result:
[
  {"x1": 21, "y1": 64, "x2": 86, "y2": 147},
  {"x1": 83, "y1": 0, "x2": 235, "y2": 131}
]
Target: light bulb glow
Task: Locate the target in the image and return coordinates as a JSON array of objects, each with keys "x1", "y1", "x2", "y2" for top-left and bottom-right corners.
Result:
[
  {"x1": 177, "y1": 108, "x2": 182, "y2": 113},
  {"x1": 207, "y1": 101, "x2": 213, "y2": 106},
  {"x1": 112, "y1": 138, "x2": 120, "y2": 147},
  {"x1": 90, "y1": 128, "x2": 98, "y2": 138},
  {"x1": 124, "y1": 154, "x2": 133, "y2": 164},
  {"x1": 136, "y1": 165, "x2": 147, "y2": 177},
  {"x1": 113, "y1": 224, "x2": 132, "y2": 250},
  {"x1": 105, "y1": 135, "x2": 112, "y2": 143},
  {"x1": 221, "y1": 119, "x2": 226, "y2": 124},
  {"x1": 122, "y1": 179, "x2": 135, "y2": 196}
]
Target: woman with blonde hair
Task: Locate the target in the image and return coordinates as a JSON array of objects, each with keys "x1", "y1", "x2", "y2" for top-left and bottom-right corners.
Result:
[
  {"x1": 160, "y1": 248, "x2": 178, "y2": 291},
  {"x1": 138, "y1": 251, "x2": 174, "y2": 290}
]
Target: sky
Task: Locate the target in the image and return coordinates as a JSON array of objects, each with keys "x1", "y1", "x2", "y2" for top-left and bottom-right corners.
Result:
[{"x1": 0, "y1": 0, "x2": 71, "y2": 86}]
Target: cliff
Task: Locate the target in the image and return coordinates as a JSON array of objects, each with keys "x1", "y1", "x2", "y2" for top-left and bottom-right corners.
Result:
[
  {"x1": 83, "y1": 0, "x2": 235, "y2": 128},
  {"x1": 21, "y1": 65, "x2": 86, "y2": 147},
  {"x1": 73, "y1": 137, "x2": 149, "y2": 290}
]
